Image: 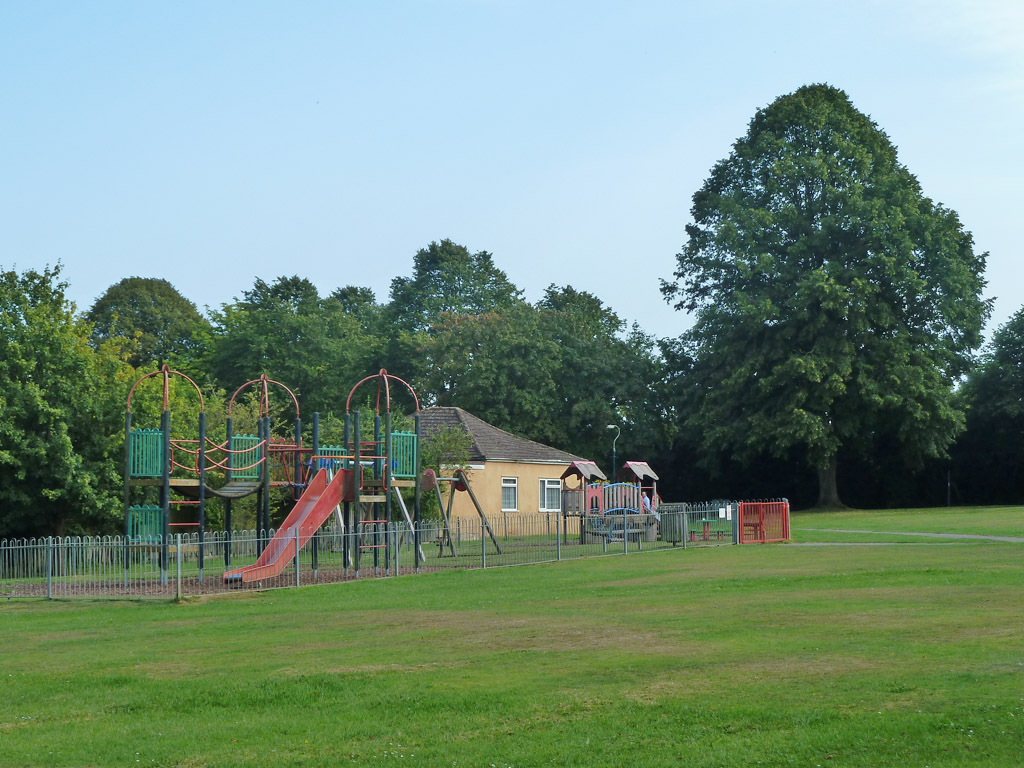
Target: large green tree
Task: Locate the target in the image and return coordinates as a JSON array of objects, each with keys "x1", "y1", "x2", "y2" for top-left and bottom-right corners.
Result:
[
  {"x1": 952, "y1": 307, "x2": 1024, "y2": 504},
  {"x1": 0, "y1": 266, "x2": 134, "y2": 537},
  {"x1": 209, "y1": 276, "x2": 379, "y2": 415},
  {"x1": 423, "y1": 288, "x2": 669, "y2": 469},
  {"x1": 424, "y1": 304, "x2": 562, "y2": 439},
  {"x1": 383, "y1": 239, "x2": 527, "y2": 389},
  {"x1": 662, "y1": 84, "x2": 989, "y2": 508},
  {"x1": 86, "y1": 277, "x2": 210, "y2": 369},
  {"x1": 387, "y1": 239, "x2": 525, "y2": 333}
]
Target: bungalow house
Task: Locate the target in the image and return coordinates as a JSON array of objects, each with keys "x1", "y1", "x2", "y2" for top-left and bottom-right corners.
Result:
[{"x1": 419, "y1": 406, "x2": 586, "y2": 522}]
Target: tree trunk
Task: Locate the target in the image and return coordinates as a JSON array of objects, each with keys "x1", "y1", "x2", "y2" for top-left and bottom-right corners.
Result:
[{"x1": 815, "y1": 455, "x2": 844, "y2": 509}]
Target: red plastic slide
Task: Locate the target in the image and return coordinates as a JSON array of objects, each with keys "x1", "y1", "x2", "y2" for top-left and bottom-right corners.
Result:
[{"x1": 224, "y1": 468, "x2": 351, "y2": 583}]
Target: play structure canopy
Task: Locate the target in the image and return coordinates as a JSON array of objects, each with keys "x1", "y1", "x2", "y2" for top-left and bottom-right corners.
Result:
[
  {"x1": 618, "y1": 461, "x2": 659, "y2": 483},
  {"x1": 561, "y1": 460, "x2": 608, "y2": 484}
]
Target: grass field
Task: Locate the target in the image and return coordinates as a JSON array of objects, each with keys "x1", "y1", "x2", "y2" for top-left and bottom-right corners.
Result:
[
  {"x1": 1, "y1": 507, "x2": 1022, "y2": 767},
  {"x1": 791, "y1": 506, "x2": 1024, "y2": 539}
]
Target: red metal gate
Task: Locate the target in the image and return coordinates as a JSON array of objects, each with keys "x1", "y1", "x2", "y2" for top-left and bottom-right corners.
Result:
[{"x1": 738, "y1": 501, "x2": 790, "y2": 543}]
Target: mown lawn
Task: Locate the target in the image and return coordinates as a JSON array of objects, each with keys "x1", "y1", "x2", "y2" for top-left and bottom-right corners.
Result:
[
  {"x1": 791, "y1": 505, "x2": 1024, "y2": 538},
  {"x1": 1, "y1": 508, "x2": 1022, "y2": 767}
]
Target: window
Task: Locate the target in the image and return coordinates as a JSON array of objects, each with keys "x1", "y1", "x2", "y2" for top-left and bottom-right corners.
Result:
[
  {"x1": 539, "y1": 479, "x2": 561, "y2": 512},
  {"x1": 501, "y1": 477, "x2": 518, "y2": 511}
]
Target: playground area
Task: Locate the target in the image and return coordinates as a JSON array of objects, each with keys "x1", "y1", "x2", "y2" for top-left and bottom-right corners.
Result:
[
  {"x1": 1, "y1": 366, "x2": 789, "y2": 599},
  {"x1": 0, "y1": 501, "x2": 789, "y2": 599}
]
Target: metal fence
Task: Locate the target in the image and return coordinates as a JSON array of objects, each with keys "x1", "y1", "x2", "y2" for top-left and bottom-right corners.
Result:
[{"x1": 0, "y1": 502, "x2": 782, "y2": 600}]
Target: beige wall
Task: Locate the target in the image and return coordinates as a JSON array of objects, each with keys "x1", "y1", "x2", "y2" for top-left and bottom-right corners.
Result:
[{"x1": 443, "y1": 460, "x2": 570, "y2": 523}]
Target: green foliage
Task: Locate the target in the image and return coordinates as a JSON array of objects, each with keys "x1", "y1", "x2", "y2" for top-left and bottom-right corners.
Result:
[
  {"x1": 537, "y1": 286, "x2": 672, "y2": 464},
  {"x1": 418, "y1": 423, "x2": 473, "y2": 520},
  {"x1": 383, "y1": 239, "x2": 527, "y2": 386},
  {"x1": 387, "y1": 239, "x2": 525, "y2": 333},
  {"x1": 424, "y1": 304, "x2": 561, "y2": 435},
  {"x1": 963, "y1": 306, "x2": 1024, "y2": 421},
  {"x1": 953, "y1": 306, "x2": 1024, "y2": 503},
  {"x1": 330, "y1": 284, "x2": 379, "y2": 318},
  {"x1": 0, "y1": 266, "x2": 135, "y2": 537},
  {"x1": 422, "y1": 289, "x2": 670, "y2": 468},
  {"x1": 419, "y1": 423, "x2": 472, "y2": 475},
  {"x1": 663, "y1": 84, "x2": 990, "y2": 506},
  {"x1": 209, "y1": 276, "x2": 380, "y2": 415},
  {"x1": 86, "y1": 277, "x2": 211, "y2": 369}
]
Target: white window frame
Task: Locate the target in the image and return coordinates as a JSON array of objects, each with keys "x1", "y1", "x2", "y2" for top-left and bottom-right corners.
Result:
[
  {"x1": 501, "y1": 477, "x2": 518, "y2": 512},
  {"x1": 539, "y1": 478, "x2": 561, "y2": 513}
]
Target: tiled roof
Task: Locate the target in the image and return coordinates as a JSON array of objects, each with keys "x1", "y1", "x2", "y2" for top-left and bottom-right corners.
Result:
[{"x1": 419, "y1": 407, "x2": 584, "y2": 464}]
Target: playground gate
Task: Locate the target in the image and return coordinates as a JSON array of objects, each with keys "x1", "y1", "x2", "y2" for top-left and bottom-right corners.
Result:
[{"x1": 737, "y1": 501, "x2": 790, "y2": 543}]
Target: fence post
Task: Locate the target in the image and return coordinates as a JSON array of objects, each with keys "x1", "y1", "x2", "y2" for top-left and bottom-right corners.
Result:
[
  {"x1": 391, "y1": 523, "x2": 398, "y2": 576},
  {"x1": 481, "y1": 521, "x2": 486, "y2": 569},
  {"x1": 682, "y1": 509, "x2": 688, "y2": 549},
  {"x1": 175, "y1": 533, "x2": 182, "y2": 600},
  {"x1": 732, "y1": 503, "x2": 740, "y2": 545},
  {"x1": 623, "y1": 514, "x2": 628, "y2": 554},
  {"x1": 294, "y1": 527, "x2": 300, "y2": 588},
  {"x1": 46, "y1": 537, "x2": 53, "y2": 600},
  {"x1": 556, "y1": 515, "x2": 561, "y2": 561}
]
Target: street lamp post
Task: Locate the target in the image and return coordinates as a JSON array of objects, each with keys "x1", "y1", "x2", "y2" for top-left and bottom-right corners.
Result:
[{"x1": 606, "y1": 424, "x2": 620, "y2": 481}]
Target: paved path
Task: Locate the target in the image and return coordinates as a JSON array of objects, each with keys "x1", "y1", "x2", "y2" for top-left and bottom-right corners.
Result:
[{"x1": 805, "y1": 528, "x2": 1024, "y2": 543}]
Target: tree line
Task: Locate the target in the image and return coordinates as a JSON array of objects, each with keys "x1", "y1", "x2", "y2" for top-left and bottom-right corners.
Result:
[{"x1": 2, "y1": 84, "x2": 1019, "y2": 538}]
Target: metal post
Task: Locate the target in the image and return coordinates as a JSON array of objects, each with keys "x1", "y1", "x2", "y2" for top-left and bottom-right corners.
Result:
[
  {"x1": 262, "y1": 415, "x2": 271, "y2": 550},
  {"x1": 373, "y1": 414, "x2": 382, "y2": 484},
  {"x1": 413, "y1": 413, "x2": 421, "y2": 572},
  {"x1": 623, "y1": 514, "x2": 628, "y2": 554},
  {"x1": 481, "y1": 520, "x2": 486, "y2": 569},
  {"x1": 353, "y1": 410, "x2": 361, "y2": 578},
  {"x1": 198, "y1": 411, "x2": 206, "y2": 581},
  {"x1": 608, "y1": 424, "x2": 620, "y2": 483},
  {"x1": 342, "y1": 412, "x2": 351, "y2": 569},
  {"x1": 160, "y1": 410, "x2": 170, "y2": 586},
  {"x1": 373, "y1": 415, "x2": 381, "y2": 575},
  {"x1": 732, "y1": 502, "x2": 740, "y2": 545},
  {"x1": 384, "y1": 411, "x2": 392, "y2": 526},
  {"x1": 225, "y1": 416, "x2": 233, "y2": 567},
  {"x1": 175, "y1": 533, "x2": 182, "y2": 600},
  {"x1": 294, "y1": 417, "x2": 302, "y2": 499},
  {"x1": 556, "y1": 514, "x2": 561, "y2": 561},
  {"x1": 310, "y1": 524, "x2": 319, "y2": 576},
  {"x1": 256, "y1": 417, "x2": 264, "y2": 552},
  {"x1": 311, "y1": 412, "x2": 319, "y2": 575},
  {"x1": 123, "y1": 410, "x2": 132, "y2": 586},
  {"x1": 46, "y1": 537, "x2": 53, "y2": 599},
  {"x1": 294, "y1": 526, "x2": 300, "y2": 588}
]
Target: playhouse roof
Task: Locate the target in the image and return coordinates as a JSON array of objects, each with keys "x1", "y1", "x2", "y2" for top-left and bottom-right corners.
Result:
[
  {"x1": 618, "y1": 461, "x2": 659, "y2": 483},
  {"x1": 419, "y1": 407, "x2": 584, "y2": 465},
  {"x1": 560, "y1": 460, "x2": 607, "y2": 483}
]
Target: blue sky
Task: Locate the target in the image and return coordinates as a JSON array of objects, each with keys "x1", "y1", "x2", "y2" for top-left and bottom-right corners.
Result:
[{"x1": 2, "y1": 1, "x2": 1021, "y2": 341}]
